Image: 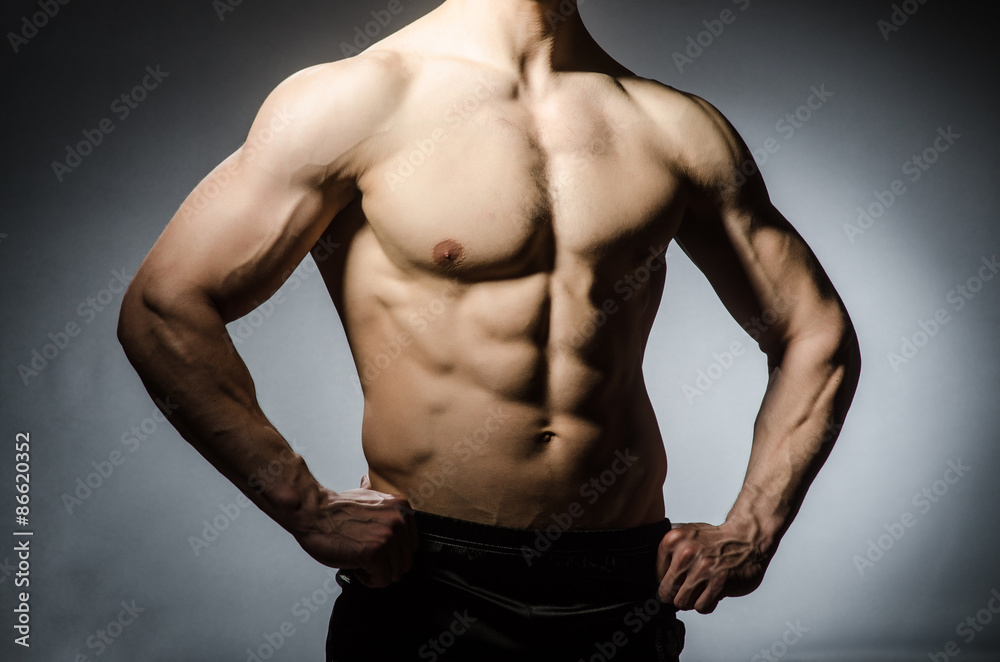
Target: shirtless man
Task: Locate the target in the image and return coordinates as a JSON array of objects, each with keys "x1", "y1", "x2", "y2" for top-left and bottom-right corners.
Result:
[{"x1": 117, "y1": 0, "x2": 861, "y2": 659}]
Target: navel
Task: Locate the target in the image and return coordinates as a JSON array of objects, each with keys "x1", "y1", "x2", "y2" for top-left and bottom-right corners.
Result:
[{"x1": 432, "y1": 239, "x2": 466, "y2": 269}]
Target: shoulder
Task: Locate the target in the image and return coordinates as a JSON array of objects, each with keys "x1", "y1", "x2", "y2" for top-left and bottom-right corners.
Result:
[
  {"x1": 620, "y1": 78, "x2": 754, "y2": 196},
  {"x1": 262, "y1": 49, "x2": 413, "y2": 119},
  {"x1": 240, "y1": 51, "x2": 417, "y2": 176}
]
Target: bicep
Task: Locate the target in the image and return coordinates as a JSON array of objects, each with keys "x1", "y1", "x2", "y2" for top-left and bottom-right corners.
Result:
[
  {"x1": 676, "y1": 195, "x2": 842, "y2": 357},
  {"x1": 670, "y1": 97, "x2": 847, "y2": 355},
  {"x1": 146, "y1": 147, "x2": 353, "y2": 322},
  {"x1": 133, "y1": 71, "x2": 361, "y2": 322}
]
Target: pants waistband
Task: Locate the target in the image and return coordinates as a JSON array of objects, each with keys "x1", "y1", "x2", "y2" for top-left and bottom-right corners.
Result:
[{"x1": 413, "y1": 510, "x2": 671, "y2": 557}]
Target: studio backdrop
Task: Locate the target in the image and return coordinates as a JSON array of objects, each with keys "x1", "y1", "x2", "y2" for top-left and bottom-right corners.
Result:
[{"x1": 1, "y1": 1, "x2": 998, "y2": 660}]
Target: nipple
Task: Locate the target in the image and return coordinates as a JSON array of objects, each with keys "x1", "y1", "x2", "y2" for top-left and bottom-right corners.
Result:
[{"x1": 433, "y1": 239, "x2": 466, "y2": 269}]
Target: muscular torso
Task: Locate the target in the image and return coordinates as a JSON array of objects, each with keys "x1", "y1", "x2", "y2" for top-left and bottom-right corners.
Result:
[{"x1": 313, "y1": 29, "x2": 689, "y2": 528}]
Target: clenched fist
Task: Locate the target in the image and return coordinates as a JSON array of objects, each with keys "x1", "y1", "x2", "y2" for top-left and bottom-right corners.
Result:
[
  {"x1": 655, "y1": 521, "x2": 771, "y2": 614},
  {"x1": 293, "y1": 474, "x2": 419, "y2": 588}
]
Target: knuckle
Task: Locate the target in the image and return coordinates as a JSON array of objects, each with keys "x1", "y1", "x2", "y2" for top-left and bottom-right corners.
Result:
[
  {"x1": 663, "y1": 529, "x2": 687, "y2": 545},
  {"x1": 674, "y1": 546, "x2": 698, "y2": 565}
]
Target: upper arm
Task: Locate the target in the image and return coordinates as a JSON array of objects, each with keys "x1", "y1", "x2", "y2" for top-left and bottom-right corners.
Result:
[
  {"x1": 129, "y1": 55, "x2": 405, "y2": 322},
  {"x1": 669, "y1": 94, "x2": 851, "y2": 358}
]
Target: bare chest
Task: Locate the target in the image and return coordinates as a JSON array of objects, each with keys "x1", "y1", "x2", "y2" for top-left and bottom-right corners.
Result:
[{"x1": 358, "y1": 74, "x2": 683, "y2": 280}]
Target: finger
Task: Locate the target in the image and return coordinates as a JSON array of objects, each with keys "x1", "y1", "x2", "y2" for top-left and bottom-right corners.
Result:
[
  {"x1": 656, "y1": 548, "x2": 670, "y2": 581},
  {"x1": 655, "y1": 528, "x2": 690, "y2": 578},
  {"x1": 693, "y1": 572, "x2": 729, "y2": 615},
  {"x1": 657, "y1": 558, "x2": 688, "y2": 604},
  {"x1": 657, "y1": 573, "x2": 683, "y2": 605},
  {"x1": 657, "y1": 539, "x2": 697, "y2": 601},
  {"x1": 672, "y1": 572, "x2": 708, "y2": 611},
  {"x1": 655, "y1": 532, "x2": 678, "y2": 579}
]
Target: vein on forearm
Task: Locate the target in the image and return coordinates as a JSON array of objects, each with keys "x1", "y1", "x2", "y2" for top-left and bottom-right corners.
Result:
[{"x1": 732, "y1": 327, "x2": 859, "y2": 547}]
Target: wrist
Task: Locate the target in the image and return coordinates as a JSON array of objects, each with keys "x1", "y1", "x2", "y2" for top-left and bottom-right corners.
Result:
[
  {"x1": 723, "y1": 505, "x2": 784, "y2": 559},
  {"x1": 253, "y1": 453, "x2": 327, "y2": 536}
]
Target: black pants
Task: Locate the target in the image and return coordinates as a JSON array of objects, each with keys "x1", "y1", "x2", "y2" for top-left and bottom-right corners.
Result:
[{"x1": 326, "y1": 511, "x2": 685, "y2": 661}]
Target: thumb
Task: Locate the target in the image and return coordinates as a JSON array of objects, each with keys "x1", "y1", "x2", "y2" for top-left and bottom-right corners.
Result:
[{"x1": 360, "y1": 473, "x2": 371, "y2": 489}]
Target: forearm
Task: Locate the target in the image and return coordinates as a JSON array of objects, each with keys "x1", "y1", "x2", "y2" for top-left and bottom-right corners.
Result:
[
  {"x1": 726, "y1": 324, "x2": 861, "y2": 555},
  {"x1": 117, "y1": 285, "x2": 324, "y2": 534}
]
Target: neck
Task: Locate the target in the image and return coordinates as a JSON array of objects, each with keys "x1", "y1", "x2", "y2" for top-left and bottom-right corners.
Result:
[{"x1": 440, "y1": 0, "x2": 593, "y2": 76}]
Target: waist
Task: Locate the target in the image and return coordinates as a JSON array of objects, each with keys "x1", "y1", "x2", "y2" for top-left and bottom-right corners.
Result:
[{"x1": 366, "y1": 412, "x2": 667, "y2": 529}]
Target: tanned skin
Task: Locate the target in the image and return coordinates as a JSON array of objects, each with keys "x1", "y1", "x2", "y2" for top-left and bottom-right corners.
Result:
[{"x1": 118, "y1": 0, "x2": 860, "y2": 615}]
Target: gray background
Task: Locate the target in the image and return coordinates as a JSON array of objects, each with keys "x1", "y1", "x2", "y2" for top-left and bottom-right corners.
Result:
[{"x1": 2, "y1": 0, "x2": 998, "y2": 660}]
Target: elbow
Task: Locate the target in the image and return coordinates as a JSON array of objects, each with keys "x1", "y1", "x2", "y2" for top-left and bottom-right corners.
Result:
[
  {"x1": 814, "y1": 312, "x2": 862, "y2": 402},
  {"x1": 116, "y1": 276, "x2": 177, "y2": 363},
  {"x1": 829, "y1": 310, "x2": 861, "y2": 387},
  {"x1": 117, "y1": 275, "x2": 223, "y2": 367},
  {"x1": 773, "y1": 308, "x2": 862, "y2": 387},
  {"x1": 116, "y1": 281, "x2": 153, "y2": 363},
  {"x1": 826, "y1": 315, "x2": 862, "y2": 422}
]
